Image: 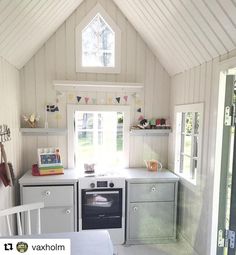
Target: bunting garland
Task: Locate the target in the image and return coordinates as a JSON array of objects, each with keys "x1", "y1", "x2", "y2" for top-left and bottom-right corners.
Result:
[
  {"x1": 116, "y1": 97, "x2": 121, "y2": 103},
  {"x1": 85, "y1": 96, "x2": 89, "y2": 104},
  {"x1": 123, "y1": 95, "x2": 128, "y2": 103},
  {"x1": 77, "y1": 96, "x2": 82, "y2": 103}
]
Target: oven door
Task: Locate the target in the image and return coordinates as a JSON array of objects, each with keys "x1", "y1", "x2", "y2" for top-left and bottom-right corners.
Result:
[{"x1": 82, "y1": 188, "x2": 122, "y2": 229}]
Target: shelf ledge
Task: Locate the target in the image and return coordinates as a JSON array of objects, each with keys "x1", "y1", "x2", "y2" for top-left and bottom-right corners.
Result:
[
  {"x1": 130, "y1": 129, "x2": 171, "y2": 136},
  {"x1": 20, "y1": 128, "x2": 67, "y2": 136},
  {"x1": 54, "y1": 80, "x2": 144, "y2": 93}
]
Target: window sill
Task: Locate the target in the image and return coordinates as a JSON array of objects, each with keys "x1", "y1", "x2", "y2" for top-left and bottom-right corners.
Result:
[{"x1": 174, "y1": 172, "x2": 198, "y2": 192}]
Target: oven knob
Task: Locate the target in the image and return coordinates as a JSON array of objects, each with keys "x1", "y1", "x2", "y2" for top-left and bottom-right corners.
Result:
[
  {"x1": 90, "y1": 183, "x2": 95, "y2": 188},
  {"x1": 109, "y1": 182, "x2": 114, "y2": 188}
]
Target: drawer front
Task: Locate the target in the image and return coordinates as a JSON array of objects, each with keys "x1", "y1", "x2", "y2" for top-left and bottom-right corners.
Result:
[
  {"x1": 129, "y1": 182, "x2": 175, "y2": 202},
  {"x1": 128, "y1": 202, "x2": 175, "y2": 240},
  {"x1": 22, "y1": 185, "x2": 74, "y2": 206}
]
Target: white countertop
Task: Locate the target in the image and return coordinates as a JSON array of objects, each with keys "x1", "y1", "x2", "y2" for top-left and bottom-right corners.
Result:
[
  {"x1": 19, "y1": 168, "x2": 79, "y2": 185},
  {"x1": 19, "y1": 168, "x2": 179, "y2": 185},
  {"x1": 122, "y1": 168, "x2": 179, "y2": 182}
]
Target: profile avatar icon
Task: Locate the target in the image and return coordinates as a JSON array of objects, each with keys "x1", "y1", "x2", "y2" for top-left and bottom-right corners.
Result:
[{"x1": 16, "y1": 242, "x2": 28, "y2": 253}]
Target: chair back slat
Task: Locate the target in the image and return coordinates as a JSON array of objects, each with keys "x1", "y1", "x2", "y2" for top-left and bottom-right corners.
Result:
[
  {"x1": 16, "y1": 212, "x2": 22, "y2": 236},
  {"x1": 27, "y1": 210, "x2": 31, "y2": 235},
  {"x1": 37, "y1": 209, "x2": 41, "y2": 235},
  {"x1": 0, "y1": 202, "x2": 44, "y2": 236},
  {"x1": 6, "y1": 215, "x2": 12, "y2": 236}
]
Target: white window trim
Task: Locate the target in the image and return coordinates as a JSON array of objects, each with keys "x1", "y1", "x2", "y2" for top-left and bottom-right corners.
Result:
[
  {"x1": 75, "y1": 3, "x2": 121, "y2": 73},
  {"x1": 174, "y1": 103, "x2": 204, "y2": 189},
  {"x1": 67, "y1": 104, "x2": 130, "y2": 169}
]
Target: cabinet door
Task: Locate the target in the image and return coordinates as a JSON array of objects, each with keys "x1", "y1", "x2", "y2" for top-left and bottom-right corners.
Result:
[
  {"x1": 129, "y1": 202, "x2": 175, "y2": 240},
  {"x1": 22, "y1": 185, "x2": 74, "y2": 233},
  {"x1": 26, "y1": 207, "x2": 74, "y2": 234}
]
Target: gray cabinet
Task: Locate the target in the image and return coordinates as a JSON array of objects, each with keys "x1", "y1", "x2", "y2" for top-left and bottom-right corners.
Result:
[
  {"x1": 22, "y1": 185, "x2": 74, "y2": 234},
  {"x1": 19, "y1": 170, "x2": 78, "y2": 234},
  {"x1": 126, "y1": 178, "x2": 178, "y2": 244}
]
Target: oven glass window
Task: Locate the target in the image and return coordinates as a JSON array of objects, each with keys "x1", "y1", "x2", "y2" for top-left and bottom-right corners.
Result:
[
  {"x1": 75, "y1": 111, "x2": 124, "y2": 170},
  {"x1": 82, "y1": 188, "x2": 123, "y2": 229},
  {"x1": 82, "y1": 189, "x2": 122, "y2": 216}
]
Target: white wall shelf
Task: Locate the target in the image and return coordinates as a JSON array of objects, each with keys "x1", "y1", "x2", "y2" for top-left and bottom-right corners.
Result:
[
  {"x1": 20, "y1": 128, "x2": 67, "y2": 136},
  {"x1": 54, "y1": 80, "x2": 144, "y2": 93},
  {"x1": 130, "y1": 129, "x2": 171, "y2": 136}
]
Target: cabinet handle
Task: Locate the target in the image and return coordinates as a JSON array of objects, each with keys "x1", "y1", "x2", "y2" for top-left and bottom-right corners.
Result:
[
  {"x1": 45, "y1": 190, "x2": 51, "y2": 196},
  {"x1": 133, "y1": 206, "x2": 138, "y2": 212},
  {"x1": 151, "y1": 186, "x2": 156, "y2": 192},
  {"x1": 66, "y1": 209, "x2": 71, "y2": 214}
]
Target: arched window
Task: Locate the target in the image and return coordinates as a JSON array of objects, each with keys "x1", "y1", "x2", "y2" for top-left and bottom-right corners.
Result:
[{"x1": 76, "y1": 3, "x2": 121, "y2": 73}]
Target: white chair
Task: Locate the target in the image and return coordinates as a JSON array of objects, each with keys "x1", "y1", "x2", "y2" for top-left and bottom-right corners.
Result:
[{"x1": 0, "y1": 202, "x2": 44, "y2": 236}]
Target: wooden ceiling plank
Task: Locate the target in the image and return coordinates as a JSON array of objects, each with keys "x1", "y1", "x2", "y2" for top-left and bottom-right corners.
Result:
[
  {"x1": 177, "y1": 0, "x2": 214, "y2": 59},
  {"x1": 146, "y1": 1, "x2": 194, "y2": 66},
  {"x1": 126, "y1": 0, "x2": 187, "y2": 72},
  {"x1": 7, "y1": 0, "x2": 77, "y2": 68},
  {"x1": 5, "y1": 0, "x2": 69, "y2": 60},
  {"x1": 162, "y1": 0, "x2": 205, "y2": 64},
  {"x1": 148, "y1": 0, "x2": 199, "y2": 67},
  {"x1": 158, "y1": 1, "x2": 202, "y2": 65},
  {"x1": 217, "y1": 0, "x2": 236, "y2": 28},
  {"x1": 0, "y1": 0, "x2": 21, "y2": 24},
  {"x1": 0, "y1": 0, "x2": 49, "y2": 54},
  {"x1": 191, "y1": 0, "x2": 228, "y2": 53},
  {"x1": 116, "y1": 0, "x2": 180, "y2": 74},
  {"x1": 180, "y1": 0, "x2": 220, "y2": 58},
  {"x1": 215, "y1": 0, "x2": 236, "y2": 41},
  {"x1": 203, "y1": 0, "x2": 235, "y2": 49},
  {"x1": 17, "y1": 1, "x2": 83, "y2": 69},
  {"x1": 0, "y1": 0, "x2": 14, "y2": 16},
  {"x1": 0, "y1": 0, "x2": 42, "y2": 46}
]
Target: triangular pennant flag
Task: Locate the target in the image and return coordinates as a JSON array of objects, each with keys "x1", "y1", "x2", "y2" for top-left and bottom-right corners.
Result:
[
  {"x1": 116, "y1": 97, "x2": 120, "y2": 103},
  {"x1": 124, "y1": 95, "x2": 128, "y2": 102},
  {"x1": 92, "y1": 98, "x2": 97, "y2": 104},
  {"x1": 137, "y1": 108, "x2": 141, "y2": 113},
  {"x1": 107, "y1": 97, "x2": 112, "y2": 104},
  {"x1": 85, "y1": 96, "x2": 89, "y2": 104},
  {"x1": 68, "y1": 94, "x2": 74, "y2": 102},
  {"x1": 77, "y1": 96, "x2": 82, "y2": 103}
]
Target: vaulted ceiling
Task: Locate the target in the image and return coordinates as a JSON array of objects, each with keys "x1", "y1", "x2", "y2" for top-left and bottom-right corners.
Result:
[
  {"x1": 0, "y1": 0, "x2": 83, "y2": 70},
  {"x1": 0, "y1": 0, "x2": 236, "y2": 75}
]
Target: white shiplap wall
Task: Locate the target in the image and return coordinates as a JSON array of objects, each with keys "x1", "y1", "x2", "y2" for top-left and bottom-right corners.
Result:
[
  {"x1": 0, "y1": 57, "x2": 22, "y2": 236},
  {"x1": 20, "y1": 0, "x2": 170, "y2": 171},
  {"x1": 168, "y1": 50, "x2": 236, "y2": 255}
]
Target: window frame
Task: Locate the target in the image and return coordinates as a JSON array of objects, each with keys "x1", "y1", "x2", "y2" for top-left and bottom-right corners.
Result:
[
  {"x1": 67, "y1": 104, "x2": 130, "y2": 169},
  {"x1": 75, "y1": 3, "x2": 121, "y2": 73},
  {"x1": 174, "y1": 103, "x2": 204, "y2": 187}
]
